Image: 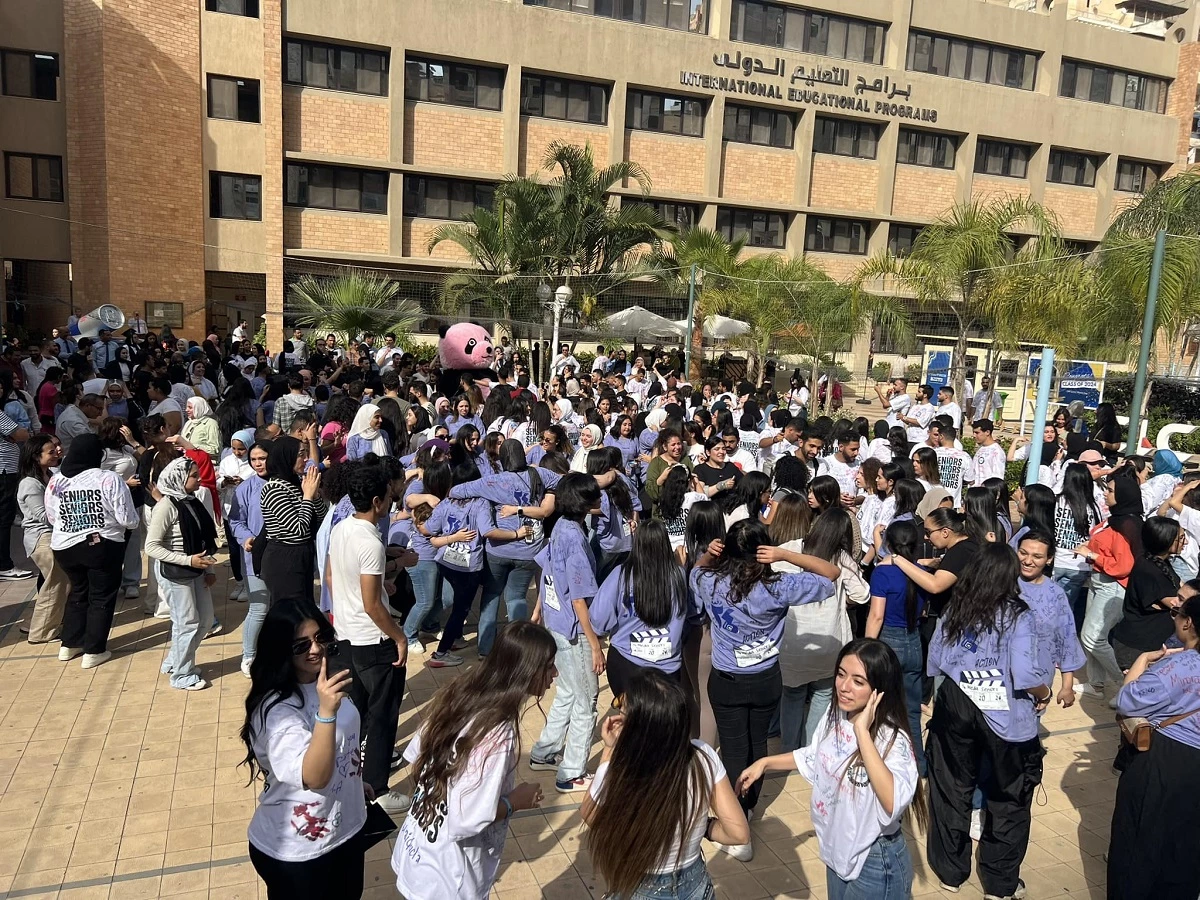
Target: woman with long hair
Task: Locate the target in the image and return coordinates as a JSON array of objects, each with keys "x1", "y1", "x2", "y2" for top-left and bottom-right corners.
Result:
[
  {"x1": 443, "y1": 393, "x2": 484, "y2": 435},
  {"x1": 591, "y1": 520, "x2": 691, "y2": 696},
  {"x1": 259, "y1": 436, "x2": 326, "y2": 607},
  {"x1": 1091, "y1": 401, "x2": 1122, "y2": 465},
  {"x1": 528, "y1": 423, "x2": 571, "y2": 465},
  {"x1": 401, "y1": 459, "x2": 450, "y2": 647},
  {"x1": 655, "y1": 463, "x2": 695, "y2": 552},
  {"x1": 964, "y1": 485, "x2": 1001, "y2": 545},
  {"x1": 391, "y1": 622, "x2": 557, "y2": 899},
  {"x1": 913, "y1": 446, "x2": 942, "y2": 491},
  {"x1": 984, "y1": 476, "x2": 1013, "y2": 540},
  {"x1": 241, "y1": 603, "x2": 367, "y2": 897},
  {"x1": 1110, "y1": 516, "x2": 1185, "y2": 671},
  {"x1": 924, "y1": 543, "x2": 1052, "y2": 898},
  {"x1": 721, "y1": 469, "x2": 771, "y2": 530},
  {"x1": 680, "y1": 501, "x2": 726, "y2": 745},
  {"x1": 19, "y1": 434, "x2": 68, "y2": 643},
  {"x1": 691, "y1": 520, "x2": 839, "y2": 859},
  {"x1": 229, "y1": 439, "x2": 273, "y2": 677},
  {"x1": 737, "y1": 639, "x2": 925, "y2": 900},
  {"x1": 608, "y1": 414, "x2": 638, "y2": 475},
  {"x1": 587, "y1": 446, "x2": 640, "y2": 582},
  {"x1": 647, "y1": 428, "x2": 692, "y2": 506},
  {"x1": 1053, "y1": 462, "x2": 1105, "y2": 629},
  {"x1": 582, "y1": 669, "x2": 749, "y2": 900},
  {"x1": 1009, "y1": 482, "x2": 1057, "y2": 548},
  {"x1": 808, "y1": 474, "x2": 842, "y2": 516},
  {"x1": 525, "y1": 400, "x2": 553, "y2": 449}
]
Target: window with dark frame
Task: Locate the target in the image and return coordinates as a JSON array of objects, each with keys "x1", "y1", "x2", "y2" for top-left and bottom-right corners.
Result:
[
  {"x1": 626, "y1": 90, "x2": 705, "y2": 136},
  {"x1": 285, "y1": 163, "x2": 389, "y2": 214},
  {"x1": 284, "y1": 38, "x2": 389, "y2": 96},
  {"x1": 717, "y1": 207, "x2": 786, "y2": 247},
  {"x1": 728, "y1": 1, "x2": 884, "y2": 65},
  {"x1": 205, "y1": 0, "x2": 258, "y2": 16},
  {"x1": 896, "y1": 127, "x2": 956, "y2": 169},
  {"x1": 1046, "y1": 149, "x2": 1099, "y2": 187},
  {"x1": 207, "y1": 75, "x2": 260, "y2": 122},
  {"x1": 906, "y1": 31, "x2": 1037, "y2": 91},
  {"x1": 813, "y1": 117, "x2": 879, "y2": 159},
  {"x1": 209, "y1": 172, "x2": 262, "y2": 220},
  {"x1": 722, "y1": 103, "x2": 795, "y2": 148},
  {"x1": 1, "y1": 50, "x2": 59, "y2": 100},
  {"x1": 1115, "y1": 158, "x2": 1160, "y2": 193},
  {"x1": 887, "y1": 224, "x2": 922, "y2": 257},
  {"x1": 403, "y1": 175, "x2": 496, "y2": 219},
  {"x1": 519, "y1": 74, "x2": 607, "y2": 124},
  {"x1": 805, "y1": 216, "x2": 870, "y2": 254},
  {"x1": 974, "y1": 139, "x2": 1031, "y2": 178},
  {"x1": 522, "y1": 0, "x2": 709, "y2": 35},
  {"x1": 404, "y1": 57, "x2": 503, "y2": 110},
  {"x1": 4, "y1": 152, "x2": 63, "y2": 202},
  {"x1": 1058, "y1": 59, "x2": 1168, "y2": 114},
  {"x1": 631, "y1": 199, "x2": 700, "y2": 230}
]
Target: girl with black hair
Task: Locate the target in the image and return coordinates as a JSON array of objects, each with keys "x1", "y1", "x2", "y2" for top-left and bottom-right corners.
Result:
[
  {"x1": 1053, "y1": 462, "x2": 1105, "y2": 629},
  {"x1": 924, "y1": 542, "x2": 1052, "y2": 899},
  {"x1": 392, "y1": 622, "x2": 557, "y2": 900},
  {"x1": 771, "y1": 454, "x2": 810, "y2": 501},
  {"x1": 1009, "y1": 482, "x2": 1056, "y2": 548},
  {"x1": 608, "y1": 414, "x2": 638, "y2": 475},
  {"x1": 19, "y1": 434, "x2": 66, "y2": 644},
  {"x1": 230, "y1": 439, "x2": 273, "y2": 677},
  {"x1": 737, "y1": 639, "x2": 925, "y2": 900},
  {"x1": 681, "y1": 501, "x2": 725, "y2": 745},
  {"x1": 588, "y1": 446, "x2": 641, "y2": 581},
  {"x1": 1092, "y1": 401, "x2": 1122, "y2": 465},
  {"x1": 984, "y1": 476, "x2": 1013, "y2": 540},
  {"x1": 964, "y1": 484, "x2": 1001, "y2": 545},
  {"x1": 694, "y1": 435, "x2": 740, "y2": 499},
  {"x1": 242, "y1": 603, "x2": 367, "y2": 897},
  {"x1": 1015, "y1": 531, "x2": 1086, "y2": 709},
  {"x1": 1110, "y1": 516, "x2": 1185, "y2": 670},
  {"x1": 443, "y1": 394, "x2": 483, "y2": 435},
  {"x1": 655, "y1": 463, "x2": 696, "y2": 554},
  {"x1": 855, "y1": 457, "x2": 886, "y2": 561},
  {"x1": 402, "y1": 460, "x2": 450, "y2": 648},
  {"x1": 530, "y1": 472, "x2": 605, "y2": 793},
  {"x1": 808, "y1": 474, "x2": 842, "y2": 515},
  {"x1": 913, "y1": 446, "x2": 942, "y2": 492},
  {"x1": 722, "y1": 469, "x2": 771, "y2": 529},
  {"x1": 591, "y1": 520, "x2": 693, "y2": 695},
  {"x1": 691, "y1": 520, "x2": 839, "y2": 858},
  {"x1": 318, "y1": 393, "x2": 358, "y2": 466},
  {"x1": 259, "y1": 435, "x2": 326, "y2": 608}
]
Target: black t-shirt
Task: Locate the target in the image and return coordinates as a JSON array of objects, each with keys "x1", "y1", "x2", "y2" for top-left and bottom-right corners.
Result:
[
  {"x1": 928, "y1": 538, "x2": 981, "y2": 616},
  {"x1": 1111, "y1": 557, "x2": 1179, "y2": 651},
  {"x1": 693, "y1": 461, "x2": 741, "y2": 489}
]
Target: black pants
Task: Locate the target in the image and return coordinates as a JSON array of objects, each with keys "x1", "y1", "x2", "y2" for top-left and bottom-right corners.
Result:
[
  {"x1": 225, "y1": 520, "x2": 243, "y2": 582},
  {"x1": 1108, "y1": 732, "x2": 1200, "y2": 900},
  {"x1": 595, "y1": 548, "x2": 629, "y2": 585},
  {"x1": 436, "y1": 564, "x2": 482, "y2": 653},
  {"x1": 0, "y1": 471, "x2": 18, "y2": 570},
  {"x1": 340, "y1": 638, "x2": 406, "y2": 795},
  {"x1": 1110, "y1": 634, "x2": 1147, "y2": 672},
  {"x1": 708, "y1": 663, "x2": 782, "y2": 813},
  {"x1": 55, "y1": 537, "x2": 125, "y2": 655},
  {"x1": 926, "y1": 680, "x2": 1045, "y2": 898},
  {"x1": 261, "y1": 541, "x2": 316, "y2": 607},
  {"x1": 605, "y1": 644, "x2": 681, "y2": 698},
  {"x1": 249, "y1": 830, "x2": 365, "y2": 900},
  {"x1": 920, "y1": 614, "x2": 939, "y2": 703}
]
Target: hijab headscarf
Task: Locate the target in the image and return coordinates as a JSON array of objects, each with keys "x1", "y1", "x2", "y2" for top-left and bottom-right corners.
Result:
[
  {"x1": 645, "y1": 408, "x2": 668, "y2": 430},
  {"x1": 60, "y1": 434, "x2": 103, "y2": 478},
  {"x1": 570, "y1": 424, "x2": 603, "y2": 473},
  {"x1": 916, "y1": 487, "x2": 953, "y2": 521},
  {"x1": 231, "y1": 428, "x2": 255, "y2": 450},
  {"x1": 157, "y1": 457, "x2": 195, "y2": 501},
  {"x1": 1153, "y1": 449, "x2": 1182, "y2": 478},
  {"x1": 349, "y1": 403, "x2": 390, "y2": 456},
  {"x1": 266, "y1": 435, "x2": 303, "y2": 486},
  {"x1": 1108, "y1": 471, "x2": 1145, "y2": 558},
  {"x1": 184, "y1": 449, "x2": 220, "y2": 523},
  {"x1": 186, "y1": 396, "x2": 213, "y2": 420},
  {"x1": 554, "y1": 398, "x2": 574, "y2": 423}
]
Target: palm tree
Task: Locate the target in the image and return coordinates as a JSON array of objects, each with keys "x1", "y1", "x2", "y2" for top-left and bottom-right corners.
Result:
[{"x1": 288, "y1": 269, "x2": 422, "y2": 348}]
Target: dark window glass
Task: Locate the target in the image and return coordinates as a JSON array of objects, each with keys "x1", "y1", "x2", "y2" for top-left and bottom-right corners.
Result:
[
  {"x1": 627, "y1": 90, "x2": 704, "y2": 136},
  {"x1": 404, "y1": 56, "x2": 503, "y2": 109},
  {"x1": 729, "y1": 1, "x2": 882, "y2": 62},
  {"x1": 284, "y1": 39, "x2": 388, "y2": 96},
  {"x1": 285, "y1": 163, "x2": 388, "y2": 214},
  {"x1": 1115, "y1": 159, "x2": 1159, "y2": 193},
  {"x1": 634, "y1": 199, "x2": 699, "y2": 230},
  {"x1": 907, "y1": 30, "x2": 1036, "y2": 91},
  {"x1": 896, "y1": 128, "x2": 956, "y2": 169},
  {"x1": 207, "y1": 75, "x2": 260, "y2": 122},
  {"x1": 206, "y1": 0, "x2": 259, "y2": 14},
  {"x1": 974, "y1": 139, "x2": 1030, "y2": 178},
  {"x1": 813, "y1": 117, "x2": 879, "y2": 159},
  {"x1": 4, "y1": 153, "x2": 63, "y2": 201},
  {"x1": 525, "y1": 0, "x2": 708, "y2": 33},
  {"x1": 722, "y1": 103, "x2": 793, "y2": 148},
  {"x1": 520, "y1": 73, "x2": 607, "y2": 124},
  {"x1": 717, "y1": 206, "x2": 786, "y2": 247},
  {"x1": 403, "y1": 174, "x2": 495, "y2": 218},
  {"x1": 1, "y1": 50, "x2": 59, "y2": 100},
  {"x1": 209, "y1": 172, "x2": 262, "y2": 220},
  {"x1": 888, "y1": 224, "x2": 921, "y2": 257},
  {"x1": 805, "y1": 216, "x2": 869, "y2": 254},
  {"x1": 1058, "y1": 58, "x2": 1168, "y2": 113},
  {"x1": 1047, "y1": 149, "x2": 1098, "y2": 187}
]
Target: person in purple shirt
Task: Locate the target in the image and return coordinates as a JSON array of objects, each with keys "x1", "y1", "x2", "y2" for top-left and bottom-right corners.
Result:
[
  {"x1": 1108, "y1": 586, "x2": 1200, "y2": 900},
  {"x1": 228, "y1": 439, "x2": 271, "y2": 678},
  {"x1": 689, "y1": 520, "x2": 838, "y2": 858},
  {"x1": 530, "y1": 473, "x2": 604, "y2": 794},
  {"x1": 442, "y1": 396, "x2": 484, "y2": 437},
  {"x1": 448, "y1": 439, "x2": 561, "y2": 657},
  {"x1": 401, "y1": 461, "x2": 449, "y2": 649},
  {"x1": 607, "y1": 415, "x2": 638, "y2": 477},
  {"x1": 588, "y1": 447, "x2": 641, "y2": 582},
  {"x1": 923, "y1": 542, "x2": 1052, "y2": 899},
  {"x1": 591, "y1": 520, "x2": 697, "y2": 697},
  {"x1": 1015, "y1": 531, "x2": 1087, "y2": 707}
]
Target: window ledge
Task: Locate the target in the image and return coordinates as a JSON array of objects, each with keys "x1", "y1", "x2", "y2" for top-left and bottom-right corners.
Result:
[
  {"x1": 284, "y1": 83, "x2": 390, "y2": 103},
  {"x1": 285, "y1": 205, "x2": 388, "y2": 217},
  {"x1": 405, "y1": 98, "x2": 502, "y2": 114}
]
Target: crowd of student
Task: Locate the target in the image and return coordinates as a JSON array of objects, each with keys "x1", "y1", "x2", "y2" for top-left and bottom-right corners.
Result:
[{"x1": 4, "y1": 324, "x2": 1199, "y2": 900}]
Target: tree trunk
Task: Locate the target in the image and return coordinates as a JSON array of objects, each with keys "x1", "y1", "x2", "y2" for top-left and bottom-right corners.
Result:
[
  {"x1": 952, "y1": 326, "x2": 969, "y2": 412},
  {"x1": 689, "y1": 319, "x2": 704, "y2": 382},
  {"x1": 809, "y1": 355, "x2": 821, "y2": 419}
]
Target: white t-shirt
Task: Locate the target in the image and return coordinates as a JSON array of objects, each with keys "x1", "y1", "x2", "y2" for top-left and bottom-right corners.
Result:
[
  {"x1": 795, "y1": 716, "x2": 918, "y2": 881},
  {"x1": 823, "y1": 455, "x2": 859, "y2": 498},
  {"x1": 971, "y1": 442, "x2": 1007, "y2": 486},
  {"x1": 938, "y1": 401, "x2": 962, "y2": 430},
  {"x1": 148, "y1": 397, "x2": 182, "y2": 421},
  {"x1": 246, "y1": 683, "x2": 367, "y2": 862},
  {"x1": 330, "y1": 516, "x2": 387, "y2": 646},
  {"x1": 393, "y1": 724, "x2": 516, "y2": 900},
  {"x1": 905, "y1": 402, "x2": 935, "y2": 444},
  {"x1": 935, "y1": 447, "x2": 975, "y2": 508},
  {"x1": 727, "y1": 447, "x2": 759, "y2": 473},
  {"x1": 45, "y1": 468, "x2": 139, "y2": 550},
  {"x1": 1174, "y1": 505, "x2": 1200, "y2": 573},
  {"x1": 588, "y1": 740, "x2": 723, "y2": 873},
  {"x1": 864, "y1": 437, "x2": 893, "y2": 463},
  {"x1": 885, "y1": 393, "x2": 911, "y2": 429}
]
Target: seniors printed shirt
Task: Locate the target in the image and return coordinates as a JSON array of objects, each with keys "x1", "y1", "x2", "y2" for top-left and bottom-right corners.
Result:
[
  {"x1": 928, "y1": 608, "x2": 1049, "y2": 742},
  {"x1": 1116, "y1": 649, "x2": 1200, "y2": 750},
  {"x1": 536, "y1": 519, "x2": 599, "y2": 640},
  {"x1": 1018, "y1": 578, "x2": 1086, "y2": 691},
  {"x1": 689, "y1": 568, "x2": 834, "y2": 674},
  {"x1": 934, "y1": 447, "x2": 974, "y2": 507}
]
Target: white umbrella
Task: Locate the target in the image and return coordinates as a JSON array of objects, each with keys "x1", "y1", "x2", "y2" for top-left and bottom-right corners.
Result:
[
  {"x1": 606, "y1": 305, "x2": 685, "y2": 339},
  {"x1": 673, "y1": 314, "x2": 752, "y2": 340}
]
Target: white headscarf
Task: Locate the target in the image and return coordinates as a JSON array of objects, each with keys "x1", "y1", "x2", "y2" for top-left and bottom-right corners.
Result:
[
  {"x1": 186, "y1": 396, "x2": 213, "y2": 420},
  {"x1": 570, "y1": 424, "x2": 603, "y2": 473},
  {"x1": 350, "y1": 403, "x2": 390, "y2": 456},
  {"x1": 645, "y1": 409, "x2": 668, "y2": 430},
  {"x1": 554, "y1": 398, "x2": 574, "y2": 423},
  {"x1": 157, "y1": 457, "x2": 195, "y2": 501}
]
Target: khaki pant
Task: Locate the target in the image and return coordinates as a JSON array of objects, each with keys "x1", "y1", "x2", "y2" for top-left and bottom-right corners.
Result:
[{"x1": 27, "y1": 533, "x2": 69, "y2": 643}]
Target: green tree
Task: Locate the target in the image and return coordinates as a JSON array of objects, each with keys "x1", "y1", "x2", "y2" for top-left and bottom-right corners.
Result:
[{"x1": 288, "y1": 269, "x2": 422, "y2": 348}]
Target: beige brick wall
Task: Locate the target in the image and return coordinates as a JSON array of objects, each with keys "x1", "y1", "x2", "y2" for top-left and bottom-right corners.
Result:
[
  {"x1": 623, "y1": 130, "x2": 705, "y2": 196},
  {"x1": 404, "y1": 103, "x2": 503, "y2": 173},
  {"x1": 720, "y1": 143, "x2": 795, "y2": 205},
  {"x1": 262, "y1": 0, "x2": 284, "y2": 351},
  {"x1": 804, "y1": 251, "x2": 863, "y2": 281},
  {"x1": 1168, "y1": 43, "x2": 1200, "y2": 172},
  {"x1": 809, "y1": 156, "x2": 878, "y2": 212},
  {"x1": 970, "y1": 175, "x2": 1031, "y2": 204},
  {"x1": 1108, "y1": 191, "x2": 1140, "y2": 224},
  {"x1": 518, "y1": 119, "x2": 609, "y2": 177},
  {"x1": 1042, "y1": 184, "x2": 1099, "y2": 236},
  {"x1": 284, "y1": 208, "x2": 389, "y2": 254},
  {"x1": 402, "y1": 218, "x2": 473, "y2": 262},
  {"x1": 282, "y1": 87, "x2": 390, "y2": 160},
  {"x1": 892, "y1": 165, "x2": 957, "y2": 221}
]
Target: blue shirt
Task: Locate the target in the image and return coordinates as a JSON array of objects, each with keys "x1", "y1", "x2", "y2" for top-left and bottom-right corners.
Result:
[
  {"x1": 1116, "y1": 649, "x2": 1200, "y2": 751},
  {"x1": 449, "y1": 469, "x2": 562, "y2": 560},
  {"x1": 427, "y1": 497, "x2": 493, "y2": 572},
  {"x1": 1018, "y1": 577, "x2": 1086, "y2": 681},
  {"x1": 537, "y1": 519, "x2": 598, "y2": 641},
  {"x1": 590, "y1": 476, "x2": 642, "y2": 555},
  {"x1": 869, "y1": 564, "x2": 927, "y2": 630},
  {"x1": 228, "y1": 474, "x2": 265, "y2": 576},
  {"x1": 590, "y1": 564, "x2": 698, "y2": 673}
]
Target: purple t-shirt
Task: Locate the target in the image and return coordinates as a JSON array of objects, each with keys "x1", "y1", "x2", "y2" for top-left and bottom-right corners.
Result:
[
  {"x1": 928, "y1": 608, "x2": 1049, "y2": 742},
  {"x1": 426, "y1": 497, "x2": 493, "y2": 572},
  {"x1": 609, "y1": 435, "x2": 638, "y2": 475},
  {"x1": 536, "y1": 519, "x2": 598, "y2": 641},
  {"x1": 1116, "y1": 649, "x2": 1200, "y2": 750},
  {"x1": 449, "y1": 469, "x2": 562, "y2": 560},
  {"x1": 636, "y1": 429, "x2": 656, "y2": 483},
  {"x1": 689, "y1": 567, "x2": 835, "y2": 674},
  {"x1": 403, "y1": 479, "x2": 436, "y2": 561},
  {"x1": 1018, "y1": 577, "x2": 1086, "y2": 681},
  {"x1": 228, "y1": 473, "x2": 265, "y2": 576},
  {"x1": 591, "y1": 476, "x2": 642, "y2": 555},
  {"x1": 590, "y1": 564, "x2": 696, "y2": 673}
]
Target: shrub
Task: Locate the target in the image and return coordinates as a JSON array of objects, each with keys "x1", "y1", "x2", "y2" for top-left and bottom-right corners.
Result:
[{"x1": 869, "y1": 362, "x2": 891, "y2": 382}]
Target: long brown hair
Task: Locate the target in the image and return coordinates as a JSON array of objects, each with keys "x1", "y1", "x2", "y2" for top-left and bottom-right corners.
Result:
[
  {"x1": 408, "y1": 622, "x2": 556, "y2": 828},
  {"x1": 769, "y1": 492, "x2": 812, "y2": 544},
  {"x1": 587, "y1": 670, "x2": 714, "y2": 896}
]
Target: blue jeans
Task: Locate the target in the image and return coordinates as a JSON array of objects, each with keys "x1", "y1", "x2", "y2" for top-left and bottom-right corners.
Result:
[
  {"x1": 1052, "y1": 567, "x2": 1091, "y2": 633},
  {"x1": 477, "y1": 555, "x2": 537, "y2": 657},
  {"x1": 624, "y1": 857, "x2": 714, "y2": 900},
  {"x1": 880, "y1": 625, "x2": 926, "y2": 776},
  {"x1": 531, "y1": 630, "x2": 599, "y2": 783},
  {"x1": 826, "y1": 832, "x2": 912, "y2": 900},
  {"x1": 1081, "y1": 574, "x2": 1125, "y2": 689},
  {"x1": 778, "y1": 677, "x2": 833, "y2": 752},
  {"x1": 240, "y1": 573, "x2": 270, "y2": 662},
  {"x1": 403, "y1": 559, "x2": 444, "y2": 642},
  {"x1": 157, "y1": 561, "x2": 213, "y2": 689}
]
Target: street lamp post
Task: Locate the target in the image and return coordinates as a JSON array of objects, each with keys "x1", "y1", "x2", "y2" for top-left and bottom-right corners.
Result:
[{"x1": 551, "y1": 284, "x2": 572, "y2": 378}]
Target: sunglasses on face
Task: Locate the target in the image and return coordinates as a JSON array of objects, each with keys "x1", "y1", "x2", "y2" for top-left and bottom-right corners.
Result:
[{"x1": 291, "y1": 635, "x2": 332, "y2": 656}]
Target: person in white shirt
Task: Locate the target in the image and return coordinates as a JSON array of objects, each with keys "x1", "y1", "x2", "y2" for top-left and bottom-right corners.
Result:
[
  {"x1": 823, "y1": 433, "x2": 861, "y2": 499},
  {"x1": 591, "y1": 344, "x2": 610, "y2": 374},
  {"x1": 970, "y1": 418, "x2": 1007, "y2": 487},
  {"x1": 875, "y1": 377, "x2": 912, "y2": 429},
  {"x1": 934, "y1": 425, "x2": 975, "y2": 508},
  {"x1": 971, "y1": 377, "x2": 1004, "y2": 424},
  {"x1": 328, "y1": 466, "x2": 412, "y2": 814},
  {"x1": 758, "y1": 413, "x2": 803, "y2": 470},
  {"x1": 551, "y1": 343, "x2": 579, "y2": 377},
  {"x1": 373, "y1": 333, "x2": 400, "y2": 368},
  {"x1": 737, "y1": 638, "x2": 923, "y2": 899},
  {"x1": 900, "y1": 383, "x2": 936, "y2": 444},
  {"x1": 231, "y1": 319, "x2": 248, "y2": 343},
  {"x1": 20, "y1": 344, "x2": 56, "y2": 396},
  {"x1": 392, "y1": 622, "x2": 556, "y2": 900},
  {"x1": 720, "y1": 427, "x2": 758, "y2": 473},
  {"x1": 937, "y1": 385, "x2": 962, "y2": 430}
]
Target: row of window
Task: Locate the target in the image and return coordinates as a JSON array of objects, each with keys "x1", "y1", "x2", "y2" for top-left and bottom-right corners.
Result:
[
  {"x1": 728, "y1": 1, "x2": 884, "y2": 65},
  {"x1": 523, "y1": 0, "x2": 707, "y2": 34},
  {"x1": 1059, "y1": 60, "x2": 1168, "y2": 114},
  {"x1": 906, "y1": 31, "x2": 1038, "y2": 91}
]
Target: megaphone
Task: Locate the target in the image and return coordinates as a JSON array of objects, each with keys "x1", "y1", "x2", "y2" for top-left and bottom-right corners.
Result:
[{"x1": 69, "y1": 305, "x2": 126, "y2": 339}]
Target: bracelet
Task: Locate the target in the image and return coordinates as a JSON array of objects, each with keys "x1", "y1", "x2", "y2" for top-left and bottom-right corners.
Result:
[
  {"x1": 315, "y1": 713, "x2": 336, "y2": 724},
  {"x1": 500, "y1": 795, "x2": 513, "y2": 819}
]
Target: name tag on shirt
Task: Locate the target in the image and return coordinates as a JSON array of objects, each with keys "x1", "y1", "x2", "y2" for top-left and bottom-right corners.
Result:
[
  {"x1": 959, "y1": 669, "x2": 1009, "y2": 711},
  {"x1": 443, "y1": 543, "x2": 471, "y2": 568},
  {"x1": 543, "y1": 575, "x2": 562, "y2": 611},
  {"x1": 734, "y1": 638, "x2": 779, "y2": 668},
  {"x1": 622, "y1": 519, "x2": 633, "y2": 538},
  {"x1": 629, "y1": 628, "x2": 671, "y2": 663},
  {"x1": 526, "y1": 519, "x2": 544, "y2": 545}
]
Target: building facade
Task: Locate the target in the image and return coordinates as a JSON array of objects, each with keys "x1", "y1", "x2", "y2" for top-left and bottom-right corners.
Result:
[{"x1": 2, "y1": 0, "x2": 1199, "y2": 352}]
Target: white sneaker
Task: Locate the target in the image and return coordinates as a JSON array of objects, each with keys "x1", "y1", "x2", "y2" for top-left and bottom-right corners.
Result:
[
  {"x1": 1073, "y1": 682, "x2": 1102, "y2": 697},
  {"x1": 81, "y1": 651, "x2": 112, "y2": 669},
  {"x1": 179, "y1": 679, "x2": 209, "y2": 691},
  {"x1": 408, "y1": 638, "x2": 425, "y2": 654},
  {"x1": 123, "y1": 585, "x2": 140, "y2": 600},
  {"x1": 205, "y1": 622, "x2": 223, "y2": 637},
  {"x1": 970, "y1": 808, "x2": 984, "y2": 841},
  {"x1": 240, "y1": 658, "x2": 253, "y2": 679},
  {"x1": 230, "y1": 582, "x2": 246, "y2": 602},
  {"x1": 58, "y1": 646, "x2": 82, "y2": 661},
  {"x1": 0, "y1": 567, "x2": 34, "y2": 580},
  {"x1": 375, "y1": 790, "x2": 412, "y2": 813},
  {"x1": 711, "y1": 839, "x2": 754, "y2": 862}
]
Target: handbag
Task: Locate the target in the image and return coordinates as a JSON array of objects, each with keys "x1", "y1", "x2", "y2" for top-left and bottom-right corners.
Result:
[
  {"x1": 357, "y1": 800, "x2": 397, "y2": 851},
  {"x1": 1117, "y1": 707, "x2": 1200, "y2": 752}
]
